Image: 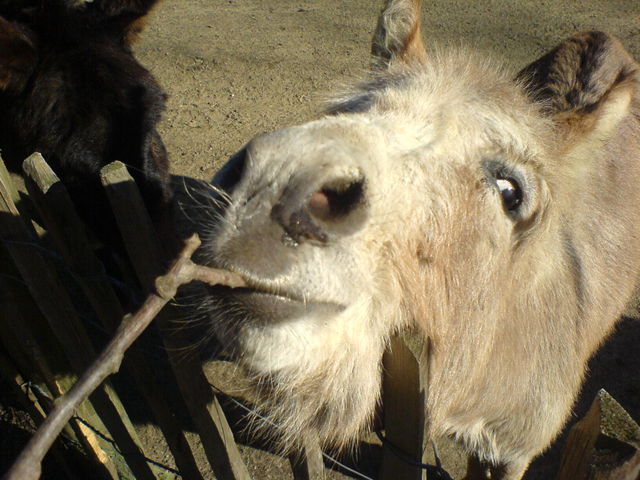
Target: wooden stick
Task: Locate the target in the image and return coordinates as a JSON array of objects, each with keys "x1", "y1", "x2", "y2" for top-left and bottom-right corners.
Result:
[
  {"x1": 0, "y1": 276, "x2": 117, "y2": 478},
  {"x1": 23, "y1": 154, "x2": 205, "y2": 479},
  {"x1": 2, "y1": 234, "x2": 246, "y2": 480},
  {"x1": 101, "y1": 161, "x2": 253, "y2": 480},
  {"x1": 1, "y1": 156, "x2": 157, "y2": 479}
]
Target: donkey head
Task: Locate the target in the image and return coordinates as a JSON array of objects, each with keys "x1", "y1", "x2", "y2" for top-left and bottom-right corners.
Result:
[
  {"x1": 202, "y1": 1, "x2": 640, "y2": 477},
  {"x1": 0, "y1": 0, "x2": 170, "y2": 242}
]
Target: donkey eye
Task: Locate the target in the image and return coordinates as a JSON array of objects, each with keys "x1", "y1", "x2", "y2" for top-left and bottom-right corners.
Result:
[{"x1": 496, "y1": 177, "x2": 522, "y2": 211}]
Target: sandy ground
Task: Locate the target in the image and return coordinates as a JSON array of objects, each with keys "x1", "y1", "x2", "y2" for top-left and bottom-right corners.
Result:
[
  {"x1": 6, "y1": 1, "x2": 638, "y2": 480},
  {"x1": 128, "y1": 1, "x2": 640, "y2": 479}
]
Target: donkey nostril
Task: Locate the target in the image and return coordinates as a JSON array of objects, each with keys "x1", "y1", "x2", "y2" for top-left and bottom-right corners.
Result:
[
  {"x1": 308, "y1": 178, "x2": 365, "y2": 221},
  {"x1": 272, "y1": 176, "x2": 366, "y2": 245},
  {"x1": 308, "y1": 190, "x2": 331, "y2": 220}
]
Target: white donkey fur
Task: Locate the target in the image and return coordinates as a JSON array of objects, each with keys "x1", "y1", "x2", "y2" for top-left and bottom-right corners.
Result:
[{"x1": 202, "y1": 1, "x2": 640, "y2": 478}]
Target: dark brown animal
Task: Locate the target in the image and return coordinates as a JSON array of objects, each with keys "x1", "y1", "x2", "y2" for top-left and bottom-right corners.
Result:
[{"x1": 0, "y1": 0, "x2": 170, "y2": 244}]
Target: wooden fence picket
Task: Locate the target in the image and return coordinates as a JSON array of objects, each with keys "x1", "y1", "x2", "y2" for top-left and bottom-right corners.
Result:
[
  {"x1": 22, "y1": 154, "x2": 204, "y2": 480},
  {"x1": 289, "y1": 435, "x2": 325, "y2": 480},
  {"x1": 381, "y1": 335, "x2": 428, "y2": 480},
  {"x1": 0, "y1": 159, "x2": 120, "y2": 479},
  {"x1": 100, "y1": 161, "x2": 252, "y2": 480}
]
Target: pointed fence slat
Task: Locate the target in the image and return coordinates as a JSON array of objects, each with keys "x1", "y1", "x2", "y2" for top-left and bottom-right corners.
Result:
[
  {"x1": 0, "y1": 156, "x2": 158, "y2": 480},
  {"x1": 100, "y1": 160, "x2": 252, "y2": 480},
  {"x1": 22, "y1": 153, "x2": 205, "y2": 480},
  {"x1": 381, "y1": 335, "x2": 428, "y2": 480},
  {"x1": 21, "y1": 153, "x2": 125, "y2": 325},
  {"x1": 0, "y1": 153, "x2": 31, "y2": 220}
]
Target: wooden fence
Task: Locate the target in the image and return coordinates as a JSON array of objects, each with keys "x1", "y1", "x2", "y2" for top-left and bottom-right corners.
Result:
[
  {"x1": 0, "y1": 153, "x2": 253, "y2": 480},
  {"x1": 1, "y1": 153, "x2": 638, "y2": 480}
]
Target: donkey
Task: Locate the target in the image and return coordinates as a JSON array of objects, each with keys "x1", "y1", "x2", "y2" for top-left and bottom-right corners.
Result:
[
  {"x1": 201, "y1": 0, "x2": 640, "y2": 478},
  {"x1": 0, "y1": 0, "x2": 170, "y2": 245}
]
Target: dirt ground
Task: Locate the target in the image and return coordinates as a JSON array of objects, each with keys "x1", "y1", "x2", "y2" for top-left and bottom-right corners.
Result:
[{"x1": 15, "y1": 1, "x2": 639, "y2": 479}]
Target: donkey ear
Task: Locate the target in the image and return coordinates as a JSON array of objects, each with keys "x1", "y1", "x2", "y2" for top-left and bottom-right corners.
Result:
[
  {"x1": 0, "y1": 16, "x2": 37, "y2": 93},
  {"x1": 90, "y1": 0, "x2": 161, "y2": 43},
  {"x1": 517, "y1": 32, "x2": 639, "y2": 147},
  {"x1": 371, "y1": 0, "x2": 427, "y2": 70}
]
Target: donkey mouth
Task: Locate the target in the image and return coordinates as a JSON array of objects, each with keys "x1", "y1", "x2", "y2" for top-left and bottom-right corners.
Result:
[{"x1": 208, "y1": 285, "x2": 345, "y2": 322}]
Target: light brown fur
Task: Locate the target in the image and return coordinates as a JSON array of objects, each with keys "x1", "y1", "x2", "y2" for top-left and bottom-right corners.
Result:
[{"x1": 201, "y1": 1, "x2": 640, "y2": 478}]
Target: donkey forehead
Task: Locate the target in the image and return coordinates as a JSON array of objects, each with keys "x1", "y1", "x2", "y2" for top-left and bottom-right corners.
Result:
[
  {"x1": 243, "y1": 110, "x2": 540, "y2": 181},
  {"x1": 399, "y1": 81, "x2": 543, "y2": 152},
  {"x1": 238, "y1": 58, "x2": 547, "y2": 193},
  {"x1": 338, "y1": 57, "x2": 550, "y2": 156}
]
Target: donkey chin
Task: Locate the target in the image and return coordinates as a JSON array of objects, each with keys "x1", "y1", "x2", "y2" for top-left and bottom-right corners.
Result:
[{"x1": 205, "y1": 248, "x2": 402, "y2": 453}]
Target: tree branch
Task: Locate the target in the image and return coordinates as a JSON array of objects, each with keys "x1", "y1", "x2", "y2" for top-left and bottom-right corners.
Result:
[{"x1": 2, "y1": 234, "x2": 245, "y2": 480}]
